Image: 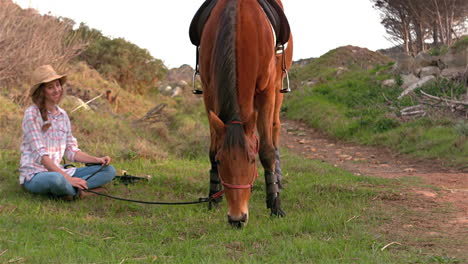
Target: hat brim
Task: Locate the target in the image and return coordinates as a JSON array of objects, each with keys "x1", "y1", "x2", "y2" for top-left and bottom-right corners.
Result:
[{"x1": 30, "y1": 74, "x2": 67, "y2": 96}]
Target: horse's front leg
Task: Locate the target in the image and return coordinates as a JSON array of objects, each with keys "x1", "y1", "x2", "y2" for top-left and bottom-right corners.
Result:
[
  {"x1": 273, "y1": 87, "x2": 284, "y2": 190},
  {"x1": 208, "y1": 135, "x2": 222, "y2": 209},
  {"x1": 257, "y1": 92, "x2": 285, "y2": 217}
]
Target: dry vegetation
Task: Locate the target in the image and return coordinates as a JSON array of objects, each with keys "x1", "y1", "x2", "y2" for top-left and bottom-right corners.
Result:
[{"x1": 0, "y1": 0, "x2": 87, "y2": 92}]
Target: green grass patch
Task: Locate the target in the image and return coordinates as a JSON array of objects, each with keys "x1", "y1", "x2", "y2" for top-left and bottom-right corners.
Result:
[{"x1": 1, "y1": 148, "x2": 431, "y2": 263}]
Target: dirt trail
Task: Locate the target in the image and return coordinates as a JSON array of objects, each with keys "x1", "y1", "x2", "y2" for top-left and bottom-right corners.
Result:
[{"x1": 280, "y1": 119, "x2": 468, "y2": 259}]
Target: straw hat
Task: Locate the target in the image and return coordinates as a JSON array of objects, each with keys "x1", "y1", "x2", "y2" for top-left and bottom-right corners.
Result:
[{"x1": 30, "y1": 65, "x2": 67, "y2": 96}]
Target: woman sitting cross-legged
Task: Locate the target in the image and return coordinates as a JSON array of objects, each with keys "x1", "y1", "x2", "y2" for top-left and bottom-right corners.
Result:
[{"x1": 20, "y1": 65, "x2": 116, "y2": 200}]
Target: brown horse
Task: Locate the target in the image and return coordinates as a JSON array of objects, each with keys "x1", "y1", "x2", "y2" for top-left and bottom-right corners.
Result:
[{"x1": 191, "y1": 0, "x2": 293, "y2": 227}]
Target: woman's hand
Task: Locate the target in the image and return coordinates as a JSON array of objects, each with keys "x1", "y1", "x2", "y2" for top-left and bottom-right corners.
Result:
[
  {"x1": 96, "y1": 156, "x2": 111, "y2": 165},
  {"x1": 69, "y1": 177, "x2": 88, "y2": 190}
]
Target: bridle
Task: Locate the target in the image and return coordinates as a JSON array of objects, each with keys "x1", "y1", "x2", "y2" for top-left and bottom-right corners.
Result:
[{"x1": 210, "y1": 121, "x2": 259, "y2": 200}]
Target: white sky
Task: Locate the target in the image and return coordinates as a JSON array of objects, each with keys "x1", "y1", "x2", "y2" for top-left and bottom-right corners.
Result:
[{"x1": 13, "y1": 0, "x2": 393, "y2": 69}]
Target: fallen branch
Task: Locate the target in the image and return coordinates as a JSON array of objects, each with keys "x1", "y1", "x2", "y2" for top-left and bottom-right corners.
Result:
[
  {"x1": 345, "y1": 215, "x2": 360, "y2": 222},
  {"x1": 70, "y1": 93, "x2": 103, "y2": 113},
  {"x1": 401, "y1": 110, "x2": 426, "y2": 116},
  {"x1": 135, "y1": 103, "x2": 167, "y2": 123},
  {"x1": 382, "y1": 93, "x2": 393, "y2": 105},
  {"x1": 401, "y1": 105, "x2": 422, "y2": 112},
  {"x1": 381, "y1": 241, "x2": 402, "y2": 251},
  {"x1": 420, "y1": 90, "x2": 468, "y2": 107}
]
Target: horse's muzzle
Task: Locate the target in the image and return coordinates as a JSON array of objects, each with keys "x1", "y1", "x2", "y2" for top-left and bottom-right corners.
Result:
[{"x1": 228, "y1": 213, "x2": 248, "y2": 228}]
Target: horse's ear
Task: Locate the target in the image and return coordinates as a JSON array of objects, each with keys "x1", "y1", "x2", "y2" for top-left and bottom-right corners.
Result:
[
  {"x1": 244, "y1": 111, "x2": 257, "y2": 134},
  {"x1": 209, "y1": 111, "x2": 225, "y2": 136}
]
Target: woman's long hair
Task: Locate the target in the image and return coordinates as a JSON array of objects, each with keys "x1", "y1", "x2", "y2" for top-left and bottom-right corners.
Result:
[{"x1": 31, "y1": 83, "x2": 64, "y2": 132}]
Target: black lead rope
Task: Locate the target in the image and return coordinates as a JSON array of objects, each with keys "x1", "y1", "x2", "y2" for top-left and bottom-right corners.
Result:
[
  {"x1": 85, "y1": 189, "x2": 210, "y2": 205},
  {"x1": 80, "y1": 165, "x2": 212, "y2": 205}
]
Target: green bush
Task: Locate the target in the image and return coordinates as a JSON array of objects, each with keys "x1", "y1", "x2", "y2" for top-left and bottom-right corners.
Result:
[
  {"x1": 451, "y1": 35, "x2": 468, "y2": 53},
  {"x1": 428, "y1": 45, "x2": 449, "y2": 56},
  {"x1": 76, "y1": 24, "x2": 167, "y2": 94},
  {"x1": 454, "y1": 121, "x2": 468, "y2": 137}
]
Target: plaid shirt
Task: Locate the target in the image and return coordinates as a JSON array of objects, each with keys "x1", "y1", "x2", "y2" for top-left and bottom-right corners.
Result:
[{"x1": 19, "y1": 105, "x2": 80, "y2": 184}]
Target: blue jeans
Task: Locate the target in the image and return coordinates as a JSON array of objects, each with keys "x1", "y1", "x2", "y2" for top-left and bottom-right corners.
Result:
[{"x1": 23, "y1": 165, "x2": 116, "y2": 197}]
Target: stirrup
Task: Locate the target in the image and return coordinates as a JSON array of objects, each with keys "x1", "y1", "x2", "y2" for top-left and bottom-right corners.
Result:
[
  {"x1": 280, "y1": 69, "x2": 291, "y2": 93},
  {"x1": 278, "y1": 44, "x2": 291, "y2": 93},
  {"x1": 192, "y1": 70, "x2": 203, "y2": 94},
  {"x1": 192, "y1": 46, "x2": 203, "y2": 94}
]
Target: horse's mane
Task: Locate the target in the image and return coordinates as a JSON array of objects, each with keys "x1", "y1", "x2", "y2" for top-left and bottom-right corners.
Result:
[{"x1": 213, "y1": 0, "x2": 245, "y2": 151}]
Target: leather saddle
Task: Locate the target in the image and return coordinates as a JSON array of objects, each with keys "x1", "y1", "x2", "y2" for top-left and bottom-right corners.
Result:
[{"x1": 189, "y1": 0, "x2": 291, "y2": 48}]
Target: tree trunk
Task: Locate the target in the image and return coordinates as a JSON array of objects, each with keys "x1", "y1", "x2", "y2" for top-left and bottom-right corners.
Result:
[
  {"x1": 433, "y1": 20, "x2": 439, "y2": 45},
  {"x1": 414, "y1": 21, "x2": 425, "y2": 54}
]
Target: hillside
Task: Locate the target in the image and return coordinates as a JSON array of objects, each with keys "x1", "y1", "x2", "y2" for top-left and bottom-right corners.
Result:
[
  {"x1": 291, "y1": 45, "x2": 392, "y2": 87},
  {"x1": 285, "y1": 44, "x2": 468, "y2": 167}
]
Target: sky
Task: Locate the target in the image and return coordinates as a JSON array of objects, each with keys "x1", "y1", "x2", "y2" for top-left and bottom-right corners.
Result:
[{"x1": 13, "y1": 0, "x2": 394, "y2": 69}]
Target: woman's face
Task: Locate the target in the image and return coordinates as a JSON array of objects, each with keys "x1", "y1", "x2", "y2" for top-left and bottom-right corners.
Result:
[{"x1": 43, "y1": 79, "x2": 63, "y2": 105}]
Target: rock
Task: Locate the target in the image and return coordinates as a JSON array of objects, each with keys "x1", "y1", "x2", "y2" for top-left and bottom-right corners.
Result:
[
  {"x1": 335, "y1": 66, "x2": 349, "y2": 76},
  {"x1": 392, "y1": 53, "x2": 415, "y2": 74},
  {"x1": 415, "y1": 52, "x2": 437, "y2": 67},
  {"x1": 401, "y1": 74, "x2": 419, "y2": 89},
  {"x1": 398, "y1": 75, "x2": 436, "y2": 99},
  {"x1": 382, "y1": 79, "x2": 396, "y2": 87},
  {"x1": 441, "y1": 67, "x2": 467, "y2": 79},
  {"x1": 440, "y1": 47, "x2": 468, "y2": 68},
  {"x1": 170, "y1": 86, "x2": 183, "y2": 97},
  {"x1": 418, "y1": 66, "x2": 441, "y2": 78},
  {"x1": 177, "y1": 80, "x2": 188, "y2": 87},
  {"x1": 302, "y1": 79, "x2": 318, "y2": 86}
]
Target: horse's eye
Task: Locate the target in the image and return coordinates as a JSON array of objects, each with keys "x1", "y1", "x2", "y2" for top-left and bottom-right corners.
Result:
[{"x1": 215, "y1": 160, "x2": 221, "y2": 165}]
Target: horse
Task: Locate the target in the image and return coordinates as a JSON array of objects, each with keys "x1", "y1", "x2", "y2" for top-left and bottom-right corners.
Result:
[{"x1": 190, "y1": 0, "x2": 293, "y2": 227}]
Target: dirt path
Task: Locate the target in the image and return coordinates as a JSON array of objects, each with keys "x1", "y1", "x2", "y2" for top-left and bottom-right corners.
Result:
[{"x1": 280, "y1": 119, "x2": 468, "y2": 259}]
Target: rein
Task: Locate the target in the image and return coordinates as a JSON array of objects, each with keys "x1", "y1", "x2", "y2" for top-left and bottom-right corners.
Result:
[
  {"x1": 85, "y1": 189, "x2": 212, "y2": 205},
  {"x1": 81, "y1": 165, "x2": 213, "y2": 205}
]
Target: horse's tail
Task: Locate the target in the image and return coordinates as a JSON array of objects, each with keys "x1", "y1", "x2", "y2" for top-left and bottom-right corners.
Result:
[{"x1": 213, "y1": 0, "x2": 238, "y2": 123}]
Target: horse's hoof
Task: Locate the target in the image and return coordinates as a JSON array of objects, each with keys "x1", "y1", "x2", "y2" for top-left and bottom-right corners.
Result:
[
  {"x1": 267, "y1": 193, "x2": 285, "y2": 217},
  {"x1": 270, "y1": 207, "x2": 286, "y2": 217},
  {"x1": 208, "y1": 195, "x2": 222, "y2": 210}
]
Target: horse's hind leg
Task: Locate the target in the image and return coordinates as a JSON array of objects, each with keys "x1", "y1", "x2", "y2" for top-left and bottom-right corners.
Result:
[{"x1": 257, "y1": 91, "x2": 285, "y2": 217}]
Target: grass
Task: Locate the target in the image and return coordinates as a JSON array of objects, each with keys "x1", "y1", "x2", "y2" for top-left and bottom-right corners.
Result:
[
  {"x1": 1, "y1": 147, "x2": 436, "y2": 264},
  {"x1": 1, "y1": 48, "x2": 465, "y2": 263}
]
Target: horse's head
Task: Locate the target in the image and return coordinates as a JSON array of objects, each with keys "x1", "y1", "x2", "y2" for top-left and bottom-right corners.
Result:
[{"x1": 209, "y1": 111, "x2": 258, "y2": 228}]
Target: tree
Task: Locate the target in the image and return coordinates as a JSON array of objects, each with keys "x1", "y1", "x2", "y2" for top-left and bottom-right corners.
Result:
[{"x1": 372, "y1": 0, "x2": 468, "y2": 54}]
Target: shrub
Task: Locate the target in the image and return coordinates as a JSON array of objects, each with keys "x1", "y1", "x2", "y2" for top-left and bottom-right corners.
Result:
[
  {"x1": 0, "y1": 0, "x2": 86, "y2": 89},
  {"x1": 451, "y1": 35, "x2": 468, "y2": 53},
  {"x1": 76, "y1": 24, "x2": 167, "y2": 94},
  {"x1": 454, "y1": 121, "x2": 468, "y2": 137},
  {"x1": 428, "y1": 45, "x2": 449, "y2": 56}
]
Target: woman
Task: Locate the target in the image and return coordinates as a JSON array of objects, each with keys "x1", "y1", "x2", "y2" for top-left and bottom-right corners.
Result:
[{"x1": 19, "y1": 65, "x2": 116, "y2": 200}]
